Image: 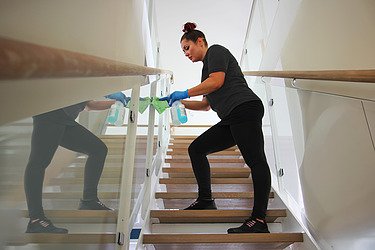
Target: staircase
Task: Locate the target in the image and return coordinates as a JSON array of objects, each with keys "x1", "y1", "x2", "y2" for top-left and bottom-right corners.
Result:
[
  {"x1": 2, "y1": 132, "x2": 304, "y2": 249},
  {"x1": 142, "y1": 135, "x2": 304, "y2": 249}
]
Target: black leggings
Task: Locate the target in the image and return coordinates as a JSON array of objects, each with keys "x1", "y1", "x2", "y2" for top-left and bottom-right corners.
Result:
[
  {"x1": 188, "y1": 101, "x2": 271, "y2": 219},
  {"x1": 24, "y1": 119, "x2": 108, "y2": 219}
]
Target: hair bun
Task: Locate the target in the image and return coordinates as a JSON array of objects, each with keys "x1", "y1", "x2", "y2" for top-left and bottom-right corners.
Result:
[{"x1": 182, "y1": 22, "x2": 197, "y2": 33}]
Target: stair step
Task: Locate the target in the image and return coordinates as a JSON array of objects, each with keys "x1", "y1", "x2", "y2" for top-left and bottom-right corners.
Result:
[
  {"x1": 162, "y1": 167, "x2": 250, "y2": 178},
  {"x1": 160, "y1": 177, "x2": 252, "y2": 184},
  {"x1": 143, "y1": 233, "x2": 303, "y2": 246},
  {"x1": 8, "y1": 233, "x2": 116, "y2": 245},
  {"x1": 166, "y1": 154, "x2": 241, "y2": 159},
  {"x1": 155, "y1": 192, "x2": 274, "y2": 199},
  {"x1": 20, "y1": 210, "x2": 117, "y2": 223},
  {"x1": 168, "y1": 149, "x2": 241, "y2": 156},
  {"x1": 150, "y1": 209, "x2": 286, "y2": 223},
  {"x1": 169, "y1": 144, "x2": 237, "y2": 151},
  {"x1": 162, "y1": 167, "x2": 249, "y2": 173},
  {"x1": 165, "y1": 158, "x2": 244, "y2": 163}
]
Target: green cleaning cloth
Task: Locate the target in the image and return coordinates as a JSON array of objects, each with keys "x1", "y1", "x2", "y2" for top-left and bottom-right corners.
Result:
[
  {"x1": 151, "y1": 97, "x2": 169, "y2": 114},
  {"x1": 138, "y1": 97, "x2": 151, "y2": 114},
  {"x1": 125, "y1": 97, "x2": 169, "y2": 114},
  {"x1": 126, "y1": 97, "x2": 151, "y2": 114}
]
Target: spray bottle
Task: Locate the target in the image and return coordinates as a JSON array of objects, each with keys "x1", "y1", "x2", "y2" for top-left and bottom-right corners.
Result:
[
  {"x1": 107, "y1": 101, "x2": 125, "y2": 126},
  {"x1": 170, "y1": 101, "x2": 188, "y2": 126}
]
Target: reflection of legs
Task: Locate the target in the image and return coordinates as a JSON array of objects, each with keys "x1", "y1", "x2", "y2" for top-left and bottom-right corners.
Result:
[
  {"x1": 188, "y1": 123, "x2": 236, "y2": 200},
  {"x1": 60, "y1": 122, "x2": 108, "y2": 200},
  {"x1": 24, "y1": 120, "x2": 64, "y2": 219},
  {"x1": 24, "y1": 120, "x2": 68, "y2": 233}
]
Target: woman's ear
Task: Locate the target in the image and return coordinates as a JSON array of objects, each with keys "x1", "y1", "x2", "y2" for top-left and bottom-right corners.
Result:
[{"x1": 197, "y1": 37, "x2": 204, "y2": 47}]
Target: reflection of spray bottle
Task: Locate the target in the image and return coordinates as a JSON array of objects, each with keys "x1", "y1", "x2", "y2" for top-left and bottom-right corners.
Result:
[
  {"x1": 170, "y1": 101, "x2": 188, "y2": 126},
  {"x1": 107, "y1": 101, "x2": 125, "y2": 126}
]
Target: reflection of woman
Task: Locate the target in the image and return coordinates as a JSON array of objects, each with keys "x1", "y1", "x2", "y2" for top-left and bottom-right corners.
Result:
[
  {"x1": 161, "y1": 22, "x2": 271, "y2": 234},
  {"x1": 25, "y1": 93, "x2": 126, "y2": 233}
]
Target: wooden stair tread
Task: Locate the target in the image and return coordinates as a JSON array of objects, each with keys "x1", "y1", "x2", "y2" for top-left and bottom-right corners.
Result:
[
  {"x1": 169, "y1": 145, "x2": 237, "y2": 151},
  {"x1": 162, "y1": 167, "x2": 250, "y2": 178},
  {"x1": 150, "y1": 209, "x2": 286, "y2": 223},
  {"x1": 155, "y1": 191, "x2": 274, "y2": 199},
  {"x1": 143, "y1": 233, "x2": 303, "y2": 244},
  {"x1": 166, "y1": 158, "x2": 244, "y2": 163},
  {"x1": 166, "y1": 154, "x2": 241, "y2": 159},
  {"x1": 160, "y1": 178, "x2": 252, "y2": 184},
  {"x1": 168, "y1": 150, "x2": 241, "y2": 156},
  {"x1": 8, "y1": 233, "x2": 116, "y2": 245},
  {"x1": 162, "y1": 167, "x2": 249, "y2": 173}
]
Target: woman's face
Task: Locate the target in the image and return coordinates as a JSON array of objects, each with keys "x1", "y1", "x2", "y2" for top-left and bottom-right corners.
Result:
[{"x1": 180, "y1": 38, "x2": 206, "y2": 62}]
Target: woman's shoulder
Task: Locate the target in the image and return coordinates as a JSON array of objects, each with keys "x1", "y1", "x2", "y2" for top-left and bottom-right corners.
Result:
[
  {"x1": 207, "y1": 45, "x2": 231, "y2": 58},
  {"x1": 209, "y1": 44, "x2": 229, "y2": 52}
]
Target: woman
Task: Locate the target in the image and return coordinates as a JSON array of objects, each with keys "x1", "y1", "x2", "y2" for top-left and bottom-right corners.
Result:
[
  {"x1": 161, "y1": 22, "x2": 271, "y2": 234},
  {"x1": 25, "y1": 92, "x2": 128, "y2": 233}
]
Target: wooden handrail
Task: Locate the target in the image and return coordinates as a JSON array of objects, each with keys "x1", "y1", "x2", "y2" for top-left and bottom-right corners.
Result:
[
  {"x1": 0, "y1": 37, "x2": 172, "y2": 80},
  {"x1": 243, "y1": 70, "x2": 375, "y2": 83}
]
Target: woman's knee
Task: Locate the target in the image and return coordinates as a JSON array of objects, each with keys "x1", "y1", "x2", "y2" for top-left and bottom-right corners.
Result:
[
  {"x1": 188, "y1": 139, "x2": 207, "y2": 156},
  {"x1": 89, "y1": 140, "x2": 108, "y2": 159}
]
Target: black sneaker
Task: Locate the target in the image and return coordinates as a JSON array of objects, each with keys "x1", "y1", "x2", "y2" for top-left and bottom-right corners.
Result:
[
  {"x1": 227, "y1": 218, "x2": 270, "y2": 233},
  {"x1": 183, "y1": 199, "x2": 217, "y2": 210},
  {"x1": 26, "y1": 218, "x2": 68, "y2": 234},
  {"x1": 78, "y1": 198, "x2": 114, "y2": 210}
]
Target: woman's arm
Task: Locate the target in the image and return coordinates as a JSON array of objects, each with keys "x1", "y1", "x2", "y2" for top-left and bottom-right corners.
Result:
[
  {"x1": 85, "y1": 100, "x2": 116, "y2": 111},
  {"x1": 187, "y1": 71, "x2": 225, "y2": 97},
  {"x1": 181, "y1": 97, "x2": 210, "y2": 111}
]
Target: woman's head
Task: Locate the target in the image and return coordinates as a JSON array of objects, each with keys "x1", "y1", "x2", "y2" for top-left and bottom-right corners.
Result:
[{"x1": 180, "y1": 22, "x2": 208, "y2": 62}]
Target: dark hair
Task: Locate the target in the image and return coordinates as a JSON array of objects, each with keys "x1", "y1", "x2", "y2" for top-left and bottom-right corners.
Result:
[{"x1": 180, "y1": 22, "x2": 208, "y2": 46}]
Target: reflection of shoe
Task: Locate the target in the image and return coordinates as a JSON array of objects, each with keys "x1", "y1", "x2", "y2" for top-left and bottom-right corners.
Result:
[
  {"x1": 183, "y1": 199, "x2": 217, "y2": 210},
  {"x1": 26, "y1": 218, "x2": 68, "y2": 234},
  {"x1": 227, "y1": 218, "x2": 270, "y2": 233},
  {"x1": 78, "y1": 198, "x2": 114, "y2": 210}
]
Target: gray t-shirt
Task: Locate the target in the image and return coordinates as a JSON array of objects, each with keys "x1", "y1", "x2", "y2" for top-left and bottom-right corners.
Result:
[{"x1": 202, "y1": 45, "x2": 260, "y2": 119}]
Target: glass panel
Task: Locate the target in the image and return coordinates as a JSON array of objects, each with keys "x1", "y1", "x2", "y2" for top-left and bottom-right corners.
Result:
[
  {"x1": 269, "y1": 77, "x2": 303, "y2": 206},
  {"x1": 244, "y1": 76, "x2": 277, "y2": 178},
  {"x1": 1, "y1": 96, "x2": 123, "y2": 248},
  {"x1": 0, "y1": 117, "x2": 33, "y2": 244}
]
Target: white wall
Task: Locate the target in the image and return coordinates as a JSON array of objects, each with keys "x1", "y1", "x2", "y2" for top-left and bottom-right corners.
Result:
[{"x1": 244, "y1": 0, "x2": 375, "y2": 249}]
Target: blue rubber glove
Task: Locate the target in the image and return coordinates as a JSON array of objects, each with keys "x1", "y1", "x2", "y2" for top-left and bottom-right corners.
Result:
[
  {"x1": 105, "y1": 92, "x2": 130, "y2": 106},
  {"x1": 159, "y1": 90, "x2": 189, "y2": 106}
]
